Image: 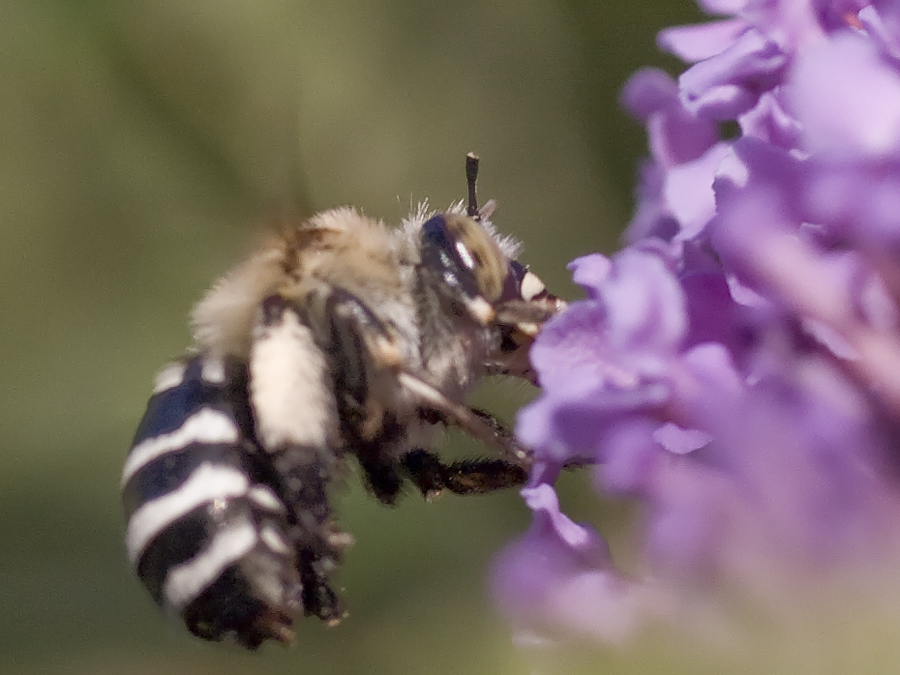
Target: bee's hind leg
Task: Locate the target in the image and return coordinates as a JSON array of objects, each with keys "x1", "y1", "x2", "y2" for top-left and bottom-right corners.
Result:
[{"x1": 249, "y1": 294, "x2": 349, "y2": 623}]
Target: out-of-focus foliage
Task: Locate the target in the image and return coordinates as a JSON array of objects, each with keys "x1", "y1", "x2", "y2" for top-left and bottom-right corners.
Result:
[{"x1": 0, "y1": 1, "x2": 712, "y2": 674}]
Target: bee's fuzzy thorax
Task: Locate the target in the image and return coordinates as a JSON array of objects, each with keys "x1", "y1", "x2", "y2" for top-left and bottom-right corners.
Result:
[
  {"x1": 192, "y1": 208, "x2": 405, "y2": 360},
  {"x1": 190, "y1": 243, "x2": 286, "y2": 359}
]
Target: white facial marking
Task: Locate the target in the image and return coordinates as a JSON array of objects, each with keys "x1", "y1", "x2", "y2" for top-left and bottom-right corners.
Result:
[
  {"x1": 520, "y1": 271, "x2": 546, "y2": 301},
  {"x1": 466, "y1": 296, "x2": 495, "y2": 325},
  {"x1": 516, "y1": 321, "x2": 541, "y2": 337}
]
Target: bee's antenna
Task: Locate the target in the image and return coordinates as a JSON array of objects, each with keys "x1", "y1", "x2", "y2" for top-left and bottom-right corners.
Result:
[{"x1": 466, "y1": 152, "x2": 480, "y2": 220}]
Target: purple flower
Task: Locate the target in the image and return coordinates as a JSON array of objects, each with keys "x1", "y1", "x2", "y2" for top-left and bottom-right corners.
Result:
[
  {"x1": 490, "y1": 483, "x2": 645, "y2": 641},
  {"x1": 620, "y1": 69, "x2": 729, "y2": 242},
  {"x1": 493, "y1": 0, "x2": 900, "y2": 644}
]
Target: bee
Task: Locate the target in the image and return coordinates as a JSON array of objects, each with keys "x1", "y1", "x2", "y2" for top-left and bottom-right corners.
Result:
[{"x1": 121, "y1": 154, "x2": 564, "y2": 649}]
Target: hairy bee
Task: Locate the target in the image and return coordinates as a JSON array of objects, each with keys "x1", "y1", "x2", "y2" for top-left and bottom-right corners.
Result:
[{"x1": 122, "y1": 155, "x2": 563, "y2": 649}]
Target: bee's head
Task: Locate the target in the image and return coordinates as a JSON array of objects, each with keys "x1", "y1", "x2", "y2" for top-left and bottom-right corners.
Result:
[{"x1": 419, "y1": 211, "x2": 565, "y2": 383}]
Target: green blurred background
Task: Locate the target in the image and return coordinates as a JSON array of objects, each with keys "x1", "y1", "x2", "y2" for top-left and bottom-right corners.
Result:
[{"x1": 0, "y1": 1, "x2": 715, "y2": 674}]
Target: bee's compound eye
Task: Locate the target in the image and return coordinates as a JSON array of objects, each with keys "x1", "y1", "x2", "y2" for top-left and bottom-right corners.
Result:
[
  {"x1": 519, "y1": 270, "x2": 547, "y2": 301},
  {"x1": 420, "y1": 214, "x2": 506, "y2": 305}
]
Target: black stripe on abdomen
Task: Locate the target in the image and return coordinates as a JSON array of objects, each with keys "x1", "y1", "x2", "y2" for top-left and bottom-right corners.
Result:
[{"x1": 136, "y1": 503, "x2": 215, "y2": 605}]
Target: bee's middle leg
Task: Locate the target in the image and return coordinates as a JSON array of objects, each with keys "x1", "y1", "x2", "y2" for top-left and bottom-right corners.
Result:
[{"x1": 399, "y1": 448, "x2": 528, "y2": 498}]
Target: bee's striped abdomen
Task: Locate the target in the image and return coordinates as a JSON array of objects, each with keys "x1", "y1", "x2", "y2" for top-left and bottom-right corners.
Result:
[{"x1": 122, "y1": 356, "x2": 302, "y2": 649}]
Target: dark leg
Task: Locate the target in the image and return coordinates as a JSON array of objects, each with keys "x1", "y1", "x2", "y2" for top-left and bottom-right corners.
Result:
[
  {"x1": 296, "y1": 549, "x2": 342, "y2": 624},
  {"x1": 400, "y1": 448, "x2": 528, "y2": 499},
  {"x1": 353, "y1": 414, "x2": 407, "y2": 506},
  {"x1": 270, "y1": 447, "x2": 346, "y2": 623},
  {"x1": 307, "y1": 288, "x2": 410, "y2": 506},
  {"x1": 356, "y1": 453, "x2": 405, "y2": 505}
]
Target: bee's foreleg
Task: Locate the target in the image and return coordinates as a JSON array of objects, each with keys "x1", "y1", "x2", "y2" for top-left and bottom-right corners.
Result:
[{"x1": 399, "y1": 371, "x2": 533, "y2": 468}]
